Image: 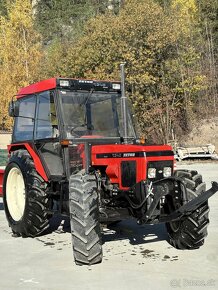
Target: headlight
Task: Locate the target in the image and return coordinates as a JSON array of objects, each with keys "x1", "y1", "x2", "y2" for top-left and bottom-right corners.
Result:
[
  {"x1": 148, "y1": 168, "x2": 156, "y2": 178},
  {"x1": 112, "y1": 83, "x2": 121, "y2": 90},
  {"x1": 163, "y1": 167, "x2": 172, "y2": 177},
  {"x1": 60, "y1": 79, "x2": 70, "y2": 87}
]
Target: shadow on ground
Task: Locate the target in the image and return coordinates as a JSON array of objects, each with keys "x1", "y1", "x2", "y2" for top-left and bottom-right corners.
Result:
[
  {"x1": 43, "y1": 215, "x2": 71, "y2": 236},
  {"x1": 0, "y1": 202, "x2": 4, "y2": 210},
  {"x1": 103, "y1": 220, "x2": 168, "y2": 245},
  {"x1": 44, "y1": 215, "x2": 168, "y2": 245}
]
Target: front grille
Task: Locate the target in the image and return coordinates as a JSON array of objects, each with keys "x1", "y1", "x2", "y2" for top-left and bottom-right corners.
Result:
[
  {"x1": 147, "y1": 160, "x2": 173, "y2": 181},
  {"x1": 121, "y1": 161, "x2": 136, "y2": 187}
]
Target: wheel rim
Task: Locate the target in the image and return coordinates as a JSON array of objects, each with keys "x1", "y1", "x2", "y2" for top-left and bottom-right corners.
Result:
[{"x1": 6, "y1": 167, "x2": 26, "y2": 221}]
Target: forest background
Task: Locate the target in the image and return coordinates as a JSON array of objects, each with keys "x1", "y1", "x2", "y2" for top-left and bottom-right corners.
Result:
[{"x1": 0, "y1": 0, "x2": 217, "y2": 145}]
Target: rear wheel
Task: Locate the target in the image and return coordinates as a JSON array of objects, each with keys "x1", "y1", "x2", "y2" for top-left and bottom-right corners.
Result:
[
  {"x1": 166, "y1": 170, "x2": 209, "y2": 249},
  {"x1": 3, "y1": 150, "x2": 50, "y2": 237},
  {"x1": 69, "y1": 170, "x2": 102, "y2": 265}
]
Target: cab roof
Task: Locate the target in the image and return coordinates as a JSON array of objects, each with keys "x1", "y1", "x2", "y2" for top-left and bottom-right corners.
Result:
[{"x1": 17, "y1": 78, "x2": 121, "y2": 99}]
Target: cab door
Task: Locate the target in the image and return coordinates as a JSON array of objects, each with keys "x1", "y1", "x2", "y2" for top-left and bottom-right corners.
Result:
[{"x1": 34, "y1": 90, "x2": 64, "y2": 180}]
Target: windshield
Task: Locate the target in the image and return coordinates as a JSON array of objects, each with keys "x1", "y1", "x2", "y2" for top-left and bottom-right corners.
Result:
[{"x1": 58, "y1": 90, "x2": 135, "y2": 138}]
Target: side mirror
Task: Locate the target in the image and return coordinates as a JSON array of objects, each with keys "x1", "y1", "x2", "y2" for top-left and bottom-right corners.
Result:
[{"x1": 8, "y1": 100, "x2": 19, "y2": 117}]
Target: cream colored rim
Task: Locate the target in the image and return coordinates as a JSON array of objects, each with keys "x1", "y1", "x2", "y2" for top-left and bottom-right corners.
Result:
[{"x1": 6, "y1": 167, "x2": 26, "y2": 221}]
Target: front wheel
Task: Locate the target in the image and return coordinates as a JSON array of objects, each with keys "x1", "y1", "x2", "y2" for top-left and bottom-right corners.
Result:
[
  {"x1": 69, "y1": 170, "x2": 102, "y2": 265},
  {"x1": 166, "y1": 170, "x2": 209, "y2": 249},
  {"x1": 3, "y1": 150, "x2": 51, "y2": 237}
]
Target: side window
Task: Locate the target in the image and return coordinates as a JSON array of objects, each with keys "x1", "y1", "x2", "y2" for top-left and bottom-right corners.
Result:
[
  {"x1": 13, "y1": 95, "x2": 36, "y2": 141},
  {"x1": 35, "y1": 91, "x2": 58, "y2": 139}
]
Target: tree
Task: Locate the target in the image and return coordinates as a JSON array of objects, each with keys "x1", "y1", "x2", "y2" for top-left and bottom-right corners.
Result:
[
  {"x1": 197, "y1": 0, "x2": 218, "y2": 113},
  {"x1": 45, "y1": 0, "x2": 206, "y2": 143},
  {"x1": 0, "y1": 0, "x2": 43, "y2": 129},
  {"x1": 34, "y1": 0, "x2": 122, "y2": 44},
  {"x1": 0, "y1": 0, "x2": 7, "y2": 16},
  {"x1": 166, "y1": 0, "x2": 207, "y2": 130},
  {"x1": 197, "y1": 0, "x2": 218, "y2": 48}
]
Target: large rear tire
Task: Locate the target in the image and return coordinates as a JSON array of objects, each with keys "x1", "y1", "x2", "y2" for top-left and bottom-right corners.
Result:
[
  {"x1": 3, "y1": 150, "x2": 50, "y2": 237},
  {"x1": 69, "y1": 170, "x2": 102, "y2": 265},
  {"x1": 166, "y1": 170, "x2": 209, "y2": 249}
]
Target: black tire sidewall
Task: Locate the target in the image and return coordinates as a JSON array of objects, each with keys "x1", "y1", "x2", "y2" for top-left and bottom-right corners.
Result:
[
  {"x1": 3, "y1": 153, "x2": 38, "y2": 235},
  {"x1": 166, "y1": 170, "x2": 209, "y2": 249}
]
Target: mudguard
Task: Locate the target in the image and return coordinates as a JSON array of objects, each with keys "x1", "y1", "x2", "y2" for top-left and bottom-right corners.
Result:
[{"x1": 8, "y1": 143, "x2": 48, "y2": 182}]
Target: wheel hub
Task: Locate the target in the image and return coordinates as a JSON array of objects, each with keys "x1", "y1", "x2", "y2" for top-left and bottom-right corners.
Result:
[{"x1": 6, "y1": 167, "x2": 26, "y2": 221}]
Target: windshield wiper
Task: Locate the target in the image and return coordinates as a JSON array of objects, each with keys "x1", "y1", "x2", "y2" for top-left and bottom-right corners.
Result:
[
  {"x1": 70, "y1": 123, "x2": 94, "y2": 137},
  {"x1": 80, "y1": 88, "x2": 94, "y2": 107}
]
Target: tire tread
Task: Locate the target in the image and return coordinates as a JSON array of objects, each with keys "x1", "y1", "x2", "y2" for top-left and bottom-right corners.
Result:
[
  {"x1": 166, "y1": 170, "x2": 209, "y2": 250},
  {"x1": 69, "y1": 170, "x2": 102, "y2": 265}
]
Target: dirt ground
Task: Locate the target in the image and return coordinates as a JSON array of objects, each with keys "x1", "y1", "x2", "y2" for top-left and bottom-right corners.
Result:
[{"x1": 182, "y1": 117, "x2": 218, "y2": 151}]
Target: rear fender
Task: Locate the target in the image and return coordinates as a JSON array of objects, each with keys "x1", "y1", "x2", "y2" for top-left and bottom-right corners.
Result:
[{"x1": 8, "y1": 143, "x2": 48, "y2": 182}]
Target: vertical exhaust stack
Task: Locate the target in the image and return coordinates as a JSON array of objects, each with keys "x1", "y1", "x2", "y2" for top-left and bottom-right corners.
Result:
[{"x1": 120, "y1": 63, "x2": 128, "y2": 144}]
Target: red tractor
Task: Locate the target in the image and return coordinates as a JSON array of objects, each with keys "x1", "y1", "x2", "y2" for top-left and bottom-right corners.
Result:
[{"x1": 2, "y1": 65, "x2": 218, "y2": 265}]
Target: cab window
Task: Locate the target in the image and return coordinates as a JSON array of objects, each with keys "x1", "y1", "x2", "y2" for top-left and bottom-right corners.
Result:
[
  {"x1": 35, "y1": 91, "x2": 58, "y2": 139},
  {"x1": 13, "y1": 95, "x2": 36, "y2": 142}
]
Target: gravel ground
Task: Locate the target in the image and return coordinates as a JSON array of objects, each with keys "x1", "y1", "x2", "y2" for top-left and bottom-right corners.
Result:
[{"x1": 0, "y1": 162, "x2": 217, "y2": 290}]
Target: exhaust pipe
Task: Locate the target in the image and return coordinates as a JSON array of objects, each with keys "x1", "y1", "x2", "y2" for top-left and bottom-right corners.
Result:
[{"x1": 120, "y1": 63, "x2": 128, "y2": 144}]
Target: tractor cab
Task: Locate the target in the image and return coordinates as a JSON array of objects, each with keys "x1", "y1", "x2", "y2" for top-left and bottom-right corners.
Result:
[
  {"x1": 9, "y1": 77, "x2": 138, "y2": 180},
  {"x1": 10, "y1": 78, "x2": 135, "y2": 140}
]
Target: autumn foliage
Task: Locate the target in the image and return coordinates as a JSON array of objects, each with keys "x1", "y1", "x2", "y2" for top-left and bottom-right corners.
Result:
[
  {"x1": 0, "y1": 0, "x2": 43, "y2": 129},
  {"x1": 0, "y1": 0, "x2": 217, "y2": 143}
]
